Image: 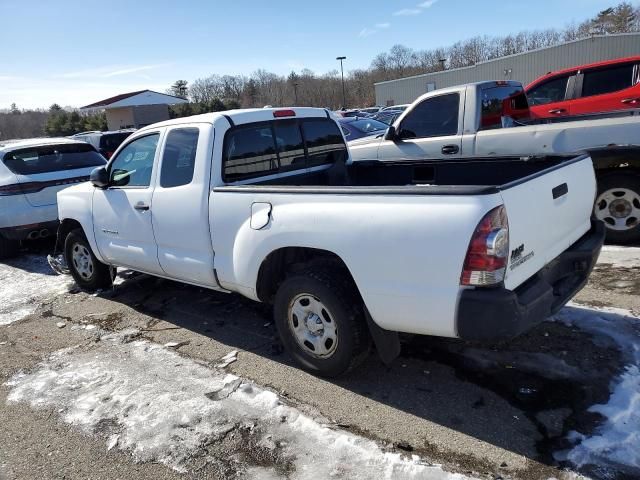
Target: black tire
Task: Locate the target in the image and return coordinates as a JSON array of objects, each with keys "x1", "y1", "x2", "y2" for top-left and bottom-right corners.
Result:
[
  {"x1": 595, "y1": 172, "x2": 640, "y2": 244},
  {"x1": 273, "y1": 268, "x2": 370, "y2": 377},
  {"x1": 0, "y1": 234, "x2": 19, "y2": 260},
  {"x1": 64, "y1": 228, "x2": 113, "y2": 291}
]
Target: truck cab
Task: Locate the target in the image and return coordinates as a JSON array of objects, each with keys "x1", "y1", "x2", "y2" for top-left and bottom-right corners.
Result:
[{"x1": 526, "y1": 56, "x2": 640, "y2": 119}]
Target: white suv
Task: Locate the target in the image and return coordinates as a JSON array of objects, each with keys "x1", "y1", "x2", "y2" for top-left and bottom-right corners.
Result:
[{"x1": 0, "y1": 138, "x2": 106, "y2": 258}]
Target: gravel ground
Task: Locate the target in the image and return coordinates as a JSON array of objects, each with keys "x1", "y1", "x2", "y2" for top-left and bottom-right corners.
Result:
[{"x1": 0, "y1": 242, "x2": 638, "y2": 480}]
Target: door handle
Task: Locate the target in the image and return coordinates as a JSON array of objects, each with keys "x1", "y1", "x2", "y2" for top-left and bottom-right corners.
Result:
[
  {"x1": 552, "y1": 183, "x2": 568, "y2": 199},
  {"x1": 548, "y1": 108, "x2": 566, "y2": 114},
  {"x1": 621, "y1": 98, "x2": 640, "y2": 105},
  {"x1": 134, "y1": 202, "x2": 150, "y2": 211},
  {"x1": 441, "y1": 144, "x2": 459, "y2": 155}
]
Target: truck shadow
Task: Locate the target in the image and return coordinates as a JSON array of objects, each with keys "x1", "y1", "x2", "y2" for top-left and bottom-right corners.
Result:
[{"x1": 97, "y1": 271, "x2": 631, "y2": 478}]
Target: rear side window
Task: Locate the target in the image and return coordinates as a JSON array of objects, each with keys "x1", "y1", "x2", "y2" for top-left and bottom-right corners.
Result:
[
  {"x1": 527, "y1": 76, "x2": 569, "y2": 106},
  {"x1": 581, "y1": 63, "x2": 636, "y2": 98},
  {"x1": 223, "y1": 118, "x2": 347, "y2": 182},
  {"x1": 398, "y1": 93, "x2": 459, "y2": 139},
  {"x1": 2, "y1": 143, "x2": 106, "y2": 175},
  {"x1": 480, "y1": 86, "x2": 530, "y2": 130},
  {"x1": 160, "y1": 128, "x2": 200, "y2": 188}
]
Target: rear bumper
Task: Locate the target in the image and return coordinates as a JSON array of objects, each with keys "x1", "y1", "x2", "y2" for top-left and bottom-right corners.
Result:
[
  {"x1": 0, "y1": 220, "x2": 59, "y2": 240},
  {"x1": 456, "y1": 220, "x2": 605, "y2": 341}
]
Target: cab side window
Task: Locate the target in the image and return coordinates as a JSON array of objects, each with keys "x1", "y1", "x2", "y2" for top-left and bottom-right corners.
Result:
[
  {"x1": 527, "y1": 76, "x2": 570, "y2": 106},
  {"x1": 160, "y1": 128, "x2": 200, "y2": 188},
  {"x1": 581, "y1": 63, "x2": 636, "y2": 98},
  {"x1": 397, "y1": 93, "x2": 459, "y2": 140},
  {"x1": 109, "y1": 134, "x2": 159, "y2": 187}
]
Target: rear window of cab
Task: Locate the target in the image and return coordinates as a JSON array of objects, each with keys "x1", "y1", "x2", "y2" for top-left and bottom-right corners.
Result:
[
  {"x1": 2, "y1": 143, "x2": 106, "y2": 175},
  {"x1": 223, "y1": 117, "x2": 347, "y2": 182}
]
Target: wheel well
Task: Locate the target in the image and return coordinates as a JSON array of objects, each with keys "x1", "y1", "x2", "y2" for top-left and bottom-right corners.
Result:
[
  {"x1": 596, "y1": 167, "x2": 640, "y2": 180},
  {"x1": 256, "y1": 247, "x2": 354, "y2": 303},
  {"x1": 56, "y1": 219, "x2": 84, "y2": 252}
]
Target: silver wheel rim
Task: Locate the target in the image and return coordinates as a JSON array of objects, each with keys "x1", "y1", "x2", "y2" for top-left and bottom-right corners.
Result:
[
  {"x1": 288, "y1": 294, "x2": 338, "y2": 358},
  {"x1": 71, "y1": 243, "x2": 94, "y2": 280},
  {"x1": 595, "y1": 187, "x2": 640, "y2": 231}
]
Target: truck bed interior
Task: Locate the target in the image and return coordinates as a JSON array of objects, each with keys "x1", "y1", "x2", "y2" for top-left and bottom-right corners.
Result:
[{"x1": 234, "y1": 154, "x2": 585, "y2": 194}]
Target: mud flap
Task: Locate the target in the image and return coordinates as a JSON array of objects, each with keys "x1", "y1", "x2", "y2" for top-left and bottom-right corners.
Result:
[
  {"x1": 365, "y1": 307, "x2": 400, "y2": 366},
  {"x1": 47, "y1": 225, "x2": 70, "y2": 275}
]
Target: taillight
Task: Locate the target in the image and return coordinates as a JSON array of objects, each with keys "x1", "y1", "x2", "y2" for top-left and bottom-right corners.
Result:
[
  {"x1": 461, "y1": 205, "x2": 509, "y2": 287},
  {"x1": 0, "y1": 183, "x2": 23, "y2": 196}
]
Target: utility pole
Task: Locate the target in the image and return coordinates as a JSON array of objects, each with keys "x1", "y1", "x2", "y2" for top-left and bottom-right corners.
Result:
[
  {"x1": 336, "y1": 56, "x2": 347, "y2": 109},
  {"x1": 294, "y1": 83, "x2": 299, "y2": 104}
]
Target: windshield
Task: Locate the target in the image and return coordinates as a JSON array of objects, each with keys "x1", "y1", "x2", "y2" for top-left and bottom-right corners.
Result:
[
  {"x1": 2, "y1": 143, "x2": 106, "y2": 175},
  {"x1": 348, "y1": 119, "x2": 388, "y2": 133}
]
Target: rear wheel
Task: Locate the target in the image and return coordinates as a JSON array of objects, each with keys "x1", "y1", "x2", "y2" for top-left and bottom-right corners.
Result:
[
  {"x1": 594, "y1": 172, "x2": 640, "y2": 244},
  {"x1": 273, "y1": 268, "x2": 370, "y2": 377},
  {"x1": 0, "y1": 234, "x2": 19, "y2": 260},
  {"x1": 65, "y1": 229, "x2": 113, "y2": 291}
]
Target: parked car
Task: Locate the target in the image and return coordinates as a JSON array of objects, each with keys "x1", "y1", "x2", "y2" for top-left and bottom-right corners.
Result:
[
  {"x1": 526, "y1": 56, "x2": 640, "y2": 119},
  {"x1": 350, "y1": 80, "x2": 640, "y2": 244},
  {"x1": 71, "y1": 129, "x2": 135, "y2": 159},
  {"x1": 54, "y1": 107, "x2": 602, "y2": 377},
  {"x1": 372, "y1": 110, "x2": 402, "y2": 125},
  {"x1": 335, "y1": 109, "x2": 365, "y2": 118},
  {"x1": 338, "y1": 117, "x2": 388, "y2": 141},
  {"x1": 380, "y1": 104, "x2": 409, "y2": 112},
  {"x1": 358, "y1": 107, "x2": 382, "y2": 115},
  {"x1": 0, "y1": 138, "x2": 106, "y2": 258}
]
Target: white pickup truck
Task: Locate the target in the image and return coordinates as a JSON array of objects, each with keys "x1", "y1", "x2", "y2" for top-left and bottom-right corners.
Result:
[
  {"x1": 350, "y1": 81, "x2": 640, "y2": 244},
  {"x1": 54, "y1": 107, "x2": 604, "y2": 376}
]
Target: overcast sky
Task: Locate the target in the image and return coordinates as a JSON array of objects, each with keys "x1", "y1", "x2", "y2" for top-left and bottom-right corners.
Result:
[{"x1": 0, "y1": 0, "x2": 622, "y2": 109}]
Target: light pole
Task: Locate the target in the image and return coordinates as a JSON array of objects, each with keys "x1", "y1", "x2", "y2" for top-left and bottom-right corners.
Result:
[
  {"x1": 294, "y1": 82, "x2": 299, "y2": 104},
  {"x1": 336, "y1": 56, "x2": 347, "y2": 109}
]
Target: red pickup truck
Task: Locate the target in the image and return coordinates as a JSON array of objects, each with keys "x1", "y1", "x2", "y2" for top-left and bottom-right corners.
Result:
[{"x1": 526, "y1": 56, "x2": 640, "y2": 119}]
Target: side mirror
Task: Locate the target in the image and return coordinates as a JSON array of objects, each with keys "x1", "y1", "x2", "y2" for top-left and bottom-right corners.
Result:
[
  {"x1": 90, "y1": 166, "x2": 109, "y2": 188},
  {"x1": 384, "y1": 125, "x2": 398, "y2": 141}
]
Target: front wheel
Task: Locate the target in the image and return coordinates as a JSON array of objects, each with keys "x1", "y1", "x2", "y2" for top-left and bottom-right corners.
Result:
[
  {"x1": 594, "y1": 172, "x2": 640, "y2": 244},
  {"x1": 273, "y1": 268, "x2": 370, "y2": 377},
  {"x1": 65, "y1": 229, "x2": 113, "y2": 291}
]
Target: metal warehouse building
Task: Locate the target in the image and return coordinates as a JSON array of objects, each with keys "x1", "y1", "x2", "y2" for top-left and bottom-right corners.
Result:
[{"x1": 375, "y1": 33, "x2": 640, "y2": 106}]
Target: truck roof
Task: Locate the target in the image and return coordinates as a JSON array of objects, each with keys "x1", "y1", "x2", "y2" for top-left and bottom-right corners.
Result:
[
  {"x1": 137, "y1": 107, "x2": 332, "y2": 132},
  {"x1": 0, "y1": 137, "x2": 90, "y2": 154}
]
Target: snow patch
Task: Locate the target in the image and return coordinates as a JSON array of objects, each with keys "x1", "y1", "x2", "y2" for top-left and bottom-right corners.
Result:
[
  {"x1": 0, "y1": 255, "x2": 73, "y2": 326},
  {"x1": 554, "y1": 304, "x2": 640, "y2": 474},
  {"x1": 596, "y1": 246, "x2": 640, "y2": 269},
  {"x1": 6, "y1": 333, "x2": 473, "y2": 479}
]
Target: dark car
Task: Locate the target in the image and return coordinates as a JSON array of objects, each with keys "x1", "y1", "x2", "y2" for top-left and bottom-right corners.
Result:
[
  {"x1": 71, "y1": 129, "x2": 135, "y2": 159},
  {"x1": 372, "y1": 110, "x2": 402, "y2": 125},
  {"x1": 337, "y1": 117, "x2": 389, "y2": 141}
]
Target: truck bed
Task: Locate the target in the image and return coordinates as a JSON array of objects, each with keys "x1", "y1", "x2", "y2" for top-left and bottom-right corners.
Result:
[{"x1": 218, "y1": 154, "x2": 585, "y2": 195}]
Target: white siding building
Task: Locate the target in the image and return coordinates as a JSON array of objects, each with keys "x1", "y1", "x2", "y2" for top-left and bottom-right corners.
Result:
[{"x1": 81, "y1": 90, "x2": 188, "y2": 130}]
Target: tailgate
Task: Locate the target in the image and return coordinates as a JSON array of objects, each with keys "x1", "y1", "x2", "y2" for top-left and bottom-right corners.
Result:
[{"x1": 500, "y1": 155, "x2": 595, "y2": 290}]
